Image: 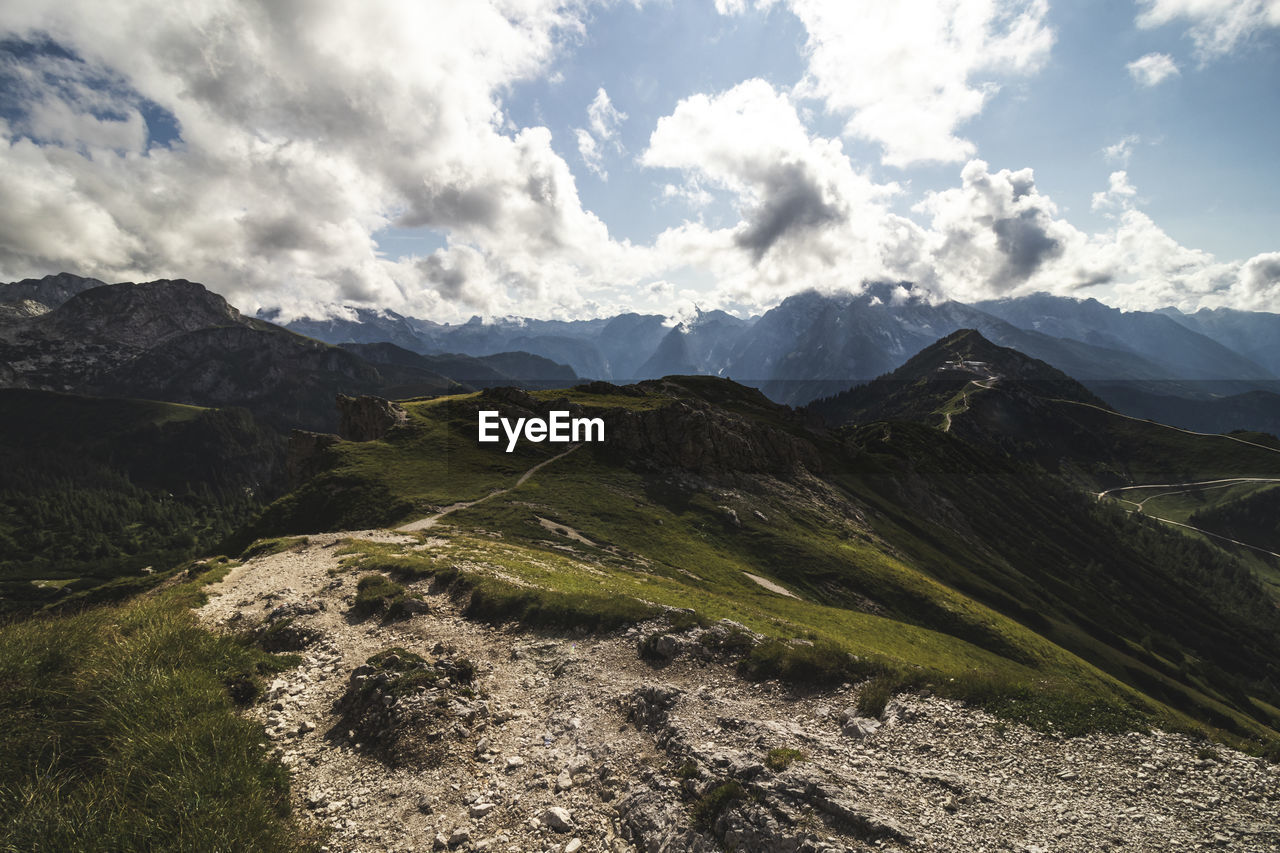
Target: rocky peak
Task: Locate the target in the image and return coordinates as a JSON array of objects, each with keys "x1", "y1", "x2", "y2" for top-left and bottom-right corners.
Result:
[
  {"x1": 0, "y1": 272, "x2": 108, "y2": 310},
  {"x1": 42, "y1": 279, "x2": 248, "y2": 347}
]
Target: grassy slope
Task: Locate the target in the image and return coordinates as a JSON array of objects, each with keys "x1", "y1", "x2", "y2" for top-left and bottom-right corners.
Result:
[
  {"x1": 0, "y1": 564, "x2": 313, "y2": 852},
  {"x1": 254, "y1": 384, "x2": 1280, "y2": 753}
]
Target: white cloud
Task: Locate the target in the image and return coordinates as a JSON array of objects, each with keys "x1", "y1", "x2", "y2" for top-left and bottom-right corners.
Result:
[
  {"x1": 1103, "y1": 134, "x2": 1141, "y2": 165},
  {"x1": 0, "y1": 0, "x2": 661, "y2": 321},
  {"x1": 788, "y1": 0, "x2": 1054, "y2": 167},
  {"x1": 587, "y1": 87, "x2": 627, "y2": 143},
  {"x1": 642, "y1": 80, "x2": 936, "y2": 307},
  {"x1": 1091, "y1": 170, "x2": 1139, "y2": 210},
  {"x1": 1137, "y1": 0, "x2": 1280, "y2": 59},
  {"x1": 1127, "y1": 52, "x2": 1181, "y2": 86},
  {"x1": 575, "y1": 128, "x2": 606, "y2": 179},
  {"x1": 573, "y1": 87, "x2": 625, "y2": 180}
]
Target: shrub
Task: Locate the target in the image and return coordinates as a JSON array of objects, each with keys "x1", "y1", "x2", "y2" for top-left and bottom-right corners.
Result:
[{"x1": 692, "y1": 781, "x2": 746, "y2": 829}]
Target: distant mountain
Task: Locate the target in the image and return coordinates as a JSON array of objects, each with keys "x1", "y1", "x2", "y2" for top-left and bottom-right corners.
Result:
[
  {"x1": 280, "y1": 309, "x2": 661, "y2": 381},
  {"x1": 0, "y1": 272, "x2": 107, "y2": 310},
  {"x1": 270, "y1": 285, "x2": 1280, "y2": 424},
  {"x1": 975, "y1": 293, "x2": 1274, "y2": 383},
  {"x1": 1161, "y1": 306, "x2": 1280, "y2": 376},
  {"x1": 270, "y1": 306, "x2": 427, "y2": 354},
  {"x1": 339, "y1": 342, "x2": 577, "y2": 390},
  {"x1": 637, "y1": 309, "x2": 753, "y2": 378}
]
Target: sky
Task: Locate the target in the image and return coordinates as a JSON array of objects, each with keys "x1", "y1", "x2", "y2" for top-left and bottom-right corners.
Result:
[{"x1": 1, "y1": 0, "x2": 1278, "y2": 322}]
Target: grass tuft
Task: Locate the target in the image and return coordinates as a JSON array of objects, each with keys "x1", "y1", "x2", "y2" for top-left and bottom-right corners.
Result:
[{"x1": 764, "y1": 747, "x2": 807, "y2": 771}]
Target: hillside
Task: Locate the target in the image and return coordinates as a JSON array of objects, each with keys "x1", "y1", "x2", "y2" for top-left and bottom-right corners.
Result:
[
  {"x1": 0, "y1": 389, "x2": 286, "y2": 613},
  {"x1": 241, "y1": 375, "x2": 1280, "y2": 754}
]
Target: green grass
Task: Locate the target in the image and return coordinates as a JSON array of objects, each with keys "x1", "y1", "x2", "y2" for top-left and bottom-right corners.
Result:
[
  {"x1": 353, "y1": 573, "x2": 407, "y2": 617},
  {"x1": 764, "y1": 747, "x2": 807, "y2": 771},
  {"x1": 0, "y1": 573, "x2": 313, "y2": 852}
]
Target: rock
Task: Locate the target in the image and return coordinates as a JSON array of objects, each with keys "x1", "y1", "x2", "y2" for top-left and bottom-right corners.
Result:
[
  {"x1": 433, "y1": 832, "x2": 449, "y2": 850},
  {"x1": 842, "y1": 716, "x2": 882, "y2": 739},
  {"x1": 654, "y1": 634, "x2": 685, "y2": 659},
  {"x1": 448, "y1": 826, "x2": 471, "y2": 847},
  {"x1": 470, "y1": 802, "x2": 496, "y2": 818},
  {"x1": 337, "y1": 394, "x2": 407, "y2": 442},
  {"x1": 399, "y1": 597, "x2": 431, "y2": 615},
  {"x1": 540, "y1": 807, "x2": 574, "y2": 832},
  {"x1": 623, "y1": 684, "x2": 683, "y2": 729},
  {"x1": 556, "y1": 769, "x2": 573, "y2": 792},
  {"x1": 505, "y1": 756, "x2": 526, "y2": 771},
  {"x1": 564, "y1": 840, "x2": 582, "y2": 853}
]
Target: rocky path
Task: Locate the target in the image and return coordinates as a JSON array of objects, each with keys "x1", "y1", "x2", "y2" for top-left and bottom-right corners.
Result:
[{"x1": 198, "y1": 535, "x2": 1280, "y2": 853}]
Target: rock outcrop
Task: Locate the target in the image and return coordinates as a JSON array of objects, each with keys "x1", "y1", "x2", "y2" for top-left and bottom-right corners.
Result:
[{"x1": 337, "y1": 394, "x2": 407, "y2": 441}]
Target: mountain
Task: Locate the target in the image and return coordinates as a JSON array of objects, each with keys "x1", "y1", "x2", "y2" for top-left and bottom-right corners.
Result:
[
  {"x1": 281, "y1": 309, "x2": 666, "y2": 381},
  {"x1": 636, "y1": 309, "x2": 753, "y2": 378},
  {"x1": 1161, "y1": 305, "x2": 1280, "y2": 376},
  {"x1": 339, "y1": 342, "x2": 578, "y2": 390},
  {"x1": 0, "y1": 271, "x2": 107, "y2": 311},
  {"x1": 975, "y1": 293, "x2": 1274, "y2": 383},
  {"x1": 0, "y1": 275, "x2": 576, "y2": 432},
  {"x1": 269, "y1": 306, "x2": 428, "y2": 354},
  {"x1": 269, "y1": 286, "x2": 1280, "y2": 432},
  {"x1": 806, "y1": 328, "x2": 1103, "y2": 428},
  {"x1": 809, "y1": 329, "x2": 1280, "y2": 491}
]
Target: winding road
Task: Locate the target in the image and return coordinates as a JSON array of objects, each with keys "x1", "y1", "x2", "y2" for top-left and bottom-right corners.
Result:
[{"x1": 941, "y1": 373, "x2": 998, "y2": 433}]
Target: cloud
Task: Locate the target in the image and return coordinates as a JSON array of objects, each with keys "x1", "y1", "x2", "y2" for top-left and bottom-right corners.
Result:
[
  {"x1": 0, "y1": 1, "x2": 659, "y2": 321},
  {"x1": 1127, "y1": 52, "x2": 1180, "y2": 86},
  {"x1": 1091, "y1": 170, "x2": 1138, "y2": 210},
  {"x1": 916, "y1": 160, "x2": 1080, "y2": 297},
  {"x1": 586, "y1": 87, "x2": 626, "y2": 142},
  {"x1": 788, "y1": 0, "x2": 1054, "y2": 167},
  {"x1": 575, "y1": 128, "x2": 605, "y2": 178},
  {"x1": 1136, "y1": 0, "x2": 1280, "y2": 59},
  {"x1": 1103, "y1": 134, "x2": 1141, "y2": 166},
  {"x1": 574, "y1": 87, "x2": 625, "y2": 180},
  {"x1": 1224, "y1": 252, "x2": 1280, "y2": 308},
  {"x1": 644, "y1": 80, "x2": 907, "y2": 268}
]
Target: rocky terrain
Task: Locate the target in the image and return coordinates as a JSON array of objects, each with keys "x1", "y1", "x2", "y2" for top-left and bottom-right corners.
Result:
[{"x1": 198, "y1": 533, "x2": 1280, "y2": 853}]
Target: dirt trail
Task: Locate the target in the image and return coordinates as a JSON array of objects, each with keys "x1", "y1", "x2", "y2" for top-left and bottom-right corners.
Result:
[
  {"x1": 396, "y1": 445, "x2": 581, "y2": 533},
  {"x1": 195, "y1": 532, "x2": 1280, "y2": 853}
]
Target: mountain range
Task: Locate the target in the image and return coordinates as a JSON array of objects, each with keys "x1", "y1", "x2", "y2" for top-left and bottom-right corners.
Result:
[{"x1": 265, "y1": 281, "x2": 1280, "y2": 434}]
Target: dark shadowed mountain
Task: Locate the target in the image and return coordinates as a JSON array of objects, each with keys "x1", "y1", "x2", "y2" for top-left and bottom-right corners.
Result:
[
  {"x1": 0, "y1": 276, "x2": 569, "y2": 431},
  {"x1": 0, "y1": 271, "x2": 107, "y2": 313},
  {"x1": 339, "y1": 342, "x2": 577, "y2": 390}
]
